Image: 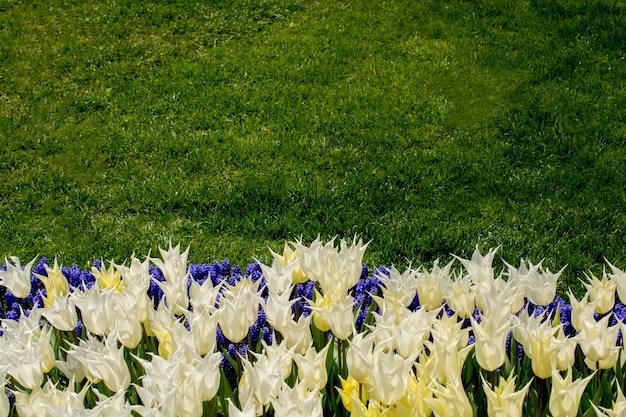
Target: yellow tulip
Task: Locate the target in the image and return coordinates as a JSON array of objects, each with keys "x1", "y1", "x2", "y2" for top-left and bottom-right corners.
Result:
[
  {"x1": 92, "y1": 260, "x2": 124, "y2": 292},
  {"x1": 349, "y1": 393, "x2": 390, "y2": 417},
  {"x1": 394, "y1": 368, "x2": 433, "y2": 417},
  {"x1": 309, "y1": 290, "x2": 354, "y2": 340},
  {"x1": 280, "y1": 242, "x2": 308, "y2": 284},
  {"x1": 337, "y1": 375, "x2": 365, "y2": 413},
  {"x1": 35, "y1": 258, "x2": 69, "y2": 308}
]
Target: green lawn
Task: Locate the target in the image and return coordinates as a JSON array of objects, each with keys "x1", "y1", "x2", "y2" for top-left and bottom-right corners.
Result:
[{"x1": 1, "y1": 0, "x2": 625, "y2": 294}]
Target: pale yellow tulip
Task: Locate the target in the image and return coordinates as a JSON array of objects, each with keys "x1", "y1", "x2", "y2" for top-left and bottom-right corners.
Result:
[
  {"x1": 582, "y1": 270, "x2": 617, "y2": 314},
  {"x1": 481, "y1": 373, "x2": 532, "y2": 417},
  {"x1": 416, "y1": 259, "x2": 452, "y2": 311},
  {"x1": 549, "y1": 367, "x2": 594, "y2": 417}
]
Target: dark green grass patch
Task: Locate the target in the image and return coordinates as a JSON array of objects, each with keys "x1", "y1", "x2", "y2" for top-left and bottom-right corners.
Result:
[{"x1": 1, "y1": 0, "x2": 625, "y2": 294}]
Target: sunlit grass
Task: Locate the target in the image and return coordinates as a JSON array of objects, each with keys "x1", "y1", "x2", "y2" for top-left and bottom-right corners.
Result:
[{"x1": 1, "y1": 0, "x2": 625, "y2": 293}]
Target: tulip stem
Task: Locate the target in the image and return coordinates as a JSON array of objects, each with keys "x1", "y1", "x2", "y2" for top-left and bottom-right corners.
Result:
[
  {"x1": 235, "y1": 341, "x2": 241, "y2": 380},
  {"x1": 536, "y1": 378, "x2": 546, "y2": 417}
]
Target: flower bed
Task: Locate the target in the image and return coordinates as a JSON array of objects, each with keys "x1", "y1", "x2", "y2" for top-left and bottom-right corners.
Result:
[{"x1": 0, "y1": 238, "x2": 625, "y2": 417}]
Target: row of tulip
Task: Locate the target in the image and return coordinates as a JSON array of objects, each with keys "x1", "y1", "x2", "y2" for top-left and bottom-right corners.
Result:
[{"x1": 0, "y1": 238, "x2": 625, "y2": 416}]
